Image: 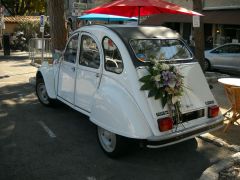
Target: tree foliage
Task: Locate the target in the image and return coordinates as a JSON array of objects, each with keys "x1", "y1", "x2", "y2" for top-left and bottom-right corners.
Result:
[
  {"x1": 14, "y1": 21, "x2": 50, "y2": 42},
  {"x1": 0, "y1": 0, "x2": 46, "y2": 16}
]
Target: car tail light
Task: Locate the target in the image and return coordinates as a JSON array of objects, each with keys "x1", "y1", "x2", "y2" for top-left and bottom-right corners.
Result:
[
  {"x1": 158, "y1": 117, "x2": 173, "y2": 132},
  {"x1": 208, "y1": 105, "x2": 219, "y2": 118}
]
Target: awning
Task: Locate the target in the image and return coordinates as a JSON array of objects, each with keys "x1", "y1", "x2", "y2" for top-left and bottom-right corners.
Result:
[
  {"x1": 143, "y1": 9, "x2": 240, "y2": 25},
  {"x1": 78, "y1": 13, "x2": 137, "y2": 22},
  {"x1": 4, "y1": 16, "x2": 40, "y2": 23}
]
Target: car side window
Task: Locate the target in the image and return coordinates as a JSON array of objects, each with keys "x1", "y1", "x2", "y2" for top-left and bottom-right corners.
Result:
[
  {"x1": 103, "y1": 37, "x2": 123, "y2": 74},
  {"x1": 212, "y1": 45, "x2": 240, "y2": 54},
  {"x1": 64, "y1": 34, "x2": 79, "y2": 63},
  {"x1": 212, "y1": 46, "x2": 227, "y2": 54},
  {"x1": 228, "y1": 45, "x2": 240, "y2": 53},
  {"x1": 235, "y1": 45, "x2": 240, "y2": 53},
  {"x1": 79, "y1": 35, "x2": 100, "y2": 69}
]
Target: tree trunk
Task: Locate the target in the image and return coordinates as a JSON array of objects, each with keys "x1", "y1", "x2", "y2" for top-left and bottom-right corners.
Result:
[
  {"x1": 192, "y1": 0, "x2": 205, "y2": 71},
  {"x1": 47, "y1": 0, "x2": 67, "y2": 51}
]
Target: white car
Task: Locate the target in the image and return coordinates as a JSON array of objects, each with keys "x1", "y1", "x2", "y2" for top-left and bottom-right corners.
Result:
[
  {"x1": 36, "y1": 25, "x2": 223, "y2": 157},
  {"x1": 204, "y1": 43, "x2": 240, "y2": 73}
]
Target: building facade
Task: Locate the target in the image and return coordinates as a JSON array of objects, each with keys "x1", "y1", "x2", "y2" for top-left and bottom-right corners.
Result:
[
  {"x1": 64, "y1": 0, "x2": 110, "y2": 30},
  {"x1": 143, "y1": 0, "x2": 240, "y2": 49}
]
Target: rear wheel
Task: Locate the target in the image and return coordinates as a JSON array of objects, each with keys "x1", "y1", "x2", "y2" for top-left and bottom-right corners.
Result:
[
  {"x1": 204, "y1": 59, "x2": 211, "y2": 71},
  {"x1": 36, "y1": 78, "x2": 55, "y2": 107},
  {"x1": 97, "y1": 126, "x2": 130, "y2": 158}
]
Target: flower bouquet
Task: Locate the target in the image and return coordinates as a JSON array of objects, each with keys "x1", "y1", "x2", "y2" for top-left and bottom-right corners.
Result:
[{"x1": 139, "y1": 58, "x2": 184, "y2": 124}]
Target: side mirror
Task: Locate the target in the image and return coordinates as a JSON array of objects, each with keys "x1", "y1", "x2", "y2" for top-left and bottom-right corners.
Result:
[{"x1": 53, "y1": 49, "x2": 64, "y2": 64}]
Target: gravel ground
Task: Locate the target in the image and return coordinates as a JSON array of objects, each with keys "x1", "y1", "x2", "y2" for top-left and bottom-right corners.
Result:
[{"x1": 219, "y1": 162, "x2": 240, "y2": 180}]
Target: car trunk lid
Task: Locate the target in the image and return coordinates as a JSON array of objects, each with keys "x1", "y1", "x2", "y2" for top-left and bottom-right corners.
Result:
[{"x1": 137, "y1": 62, "x2": 216, "y2": 121}]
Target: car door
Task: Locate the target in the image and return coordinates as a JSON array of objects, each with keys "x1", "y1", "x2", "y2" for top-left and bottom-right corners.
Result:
[
  {"x1": 58, "y1": 33, "x2": 79, "y2": 104},
  {"x1": 210, "y1": 45, "x2": 228, "y2": 69},
  {"x1": 75, "y1": 33, "x2": 102, "y2": 112},
  {"x1": 211, "y1": 44, "x2": 240, "y2": 71},
  {"x1": 226, "y1": 44, "x2": 240, "y2": 71}
]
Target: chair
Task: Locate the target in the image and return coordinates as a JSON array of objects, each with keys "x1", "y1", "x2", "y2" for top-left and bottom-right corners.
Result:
[{"x1": 223, "y1": 85, "x2": 240, "y2": 132}]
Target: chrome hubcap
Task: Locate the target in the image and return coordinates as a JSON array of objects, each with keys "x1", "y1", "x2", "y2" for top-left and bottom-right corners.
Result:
[
  {"x1": 98, "y1": 127, "x2": 116, "y2": 152},
  {"x1": 37, "y1": 83, "x2": 49, "y2": 104}
]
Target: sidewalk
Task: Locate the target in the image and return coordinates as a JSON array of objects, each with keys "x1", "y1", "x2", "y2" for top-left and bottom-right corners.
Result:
[
  {"x1": 200, "y1": 72, "x2": 240, "y2": 180},
  {"x1": 0, "y1": 51, "x2": 37, "y2": 86},
  {"x1": 0, "y1": 50, "x2": 29, "y2": 57}
]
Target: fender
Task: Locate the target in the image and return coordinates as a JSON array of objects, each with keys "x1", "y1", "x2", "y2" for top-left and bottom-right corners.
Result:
[
  {"x1": 90, "y1": 76, "x2": 153, "y2": 139},
  {"x1": 36, "y1": 64, "x2": 57, "y2": 99}
]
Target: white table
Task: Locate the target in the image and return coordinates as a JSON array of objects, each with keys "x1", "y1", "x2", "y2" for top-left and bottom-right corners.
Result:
[
  {"x1": 218, "y1": 78, "x2": 240, "y2": 87},
  {"x1": 218, "y1": 78, "x2": 240, "y2": 132}
]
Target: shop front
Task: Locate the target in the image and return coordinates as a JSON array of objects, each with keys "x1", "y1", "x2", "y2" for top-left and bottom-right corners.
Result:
[{"x1": 143, "y1": 9, "x2": 240, "y2": 49}]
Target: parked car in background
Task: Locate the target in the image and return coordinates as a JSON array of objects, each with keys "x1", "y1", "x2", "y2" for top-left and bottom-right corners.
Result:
[
  {"x1": 204, "y1": 43, "x2": 240, "y2": 73},
  {"x1": 36, "y1": 25, "x2": 223, "y2": 157}
]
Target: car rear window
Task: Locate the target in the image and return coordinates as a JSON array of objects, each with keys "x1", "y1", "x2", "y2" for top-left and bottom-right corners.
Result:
[{"x1": 129, "y1": 39, "x2": 192, "y2": 62}]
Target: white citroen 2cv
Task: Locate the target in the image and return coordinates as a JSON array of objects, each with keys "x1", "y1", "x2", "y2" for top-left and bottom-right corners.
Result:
[{"x1": 36, "y1": 25, "x2": 223, "y2": 157}]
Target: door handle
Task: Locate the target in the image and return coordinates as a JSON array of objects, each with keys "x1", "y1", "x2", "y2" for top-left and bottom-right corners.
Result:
[
  {"x1": 96, "y1": 73, "x2": 100, "y2": 77},
  {"x1": 71, "y1": 67, "x2": 75, "y2": 72}
]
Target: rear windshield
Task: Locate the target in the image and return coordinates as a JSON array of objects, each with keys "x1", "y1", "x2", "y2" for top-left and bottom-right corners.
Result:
[{"x1": 129, "y1": 39, "x2": 192, "y2": 62}]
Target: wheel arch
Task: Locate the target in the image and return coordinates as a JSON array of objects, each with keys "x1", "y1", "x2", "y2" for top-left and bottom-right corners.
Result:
[
  {"x1": 205, "y1": 58, "x2": 211, "y2": 70},
  {"x1": 36, "y1": 69, "x2": 57, "y2": 99},
  {"x1": 90, "y1": 77, "x2": 153, "y2": 139}
]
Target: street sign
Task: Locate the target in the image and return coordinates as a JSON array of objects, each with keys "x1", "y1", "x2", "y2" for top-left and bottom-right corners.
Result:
[
  {"x1": 40, "y1": 26, "x2": 44, "y2": 33},
  {"x1": 40, "y1": 15, "x2": 45, "y2": 27},
  {"x1": 72, "y1": 2, "x2": 87, "y2": 9},
  {"x1": 193, "y1": 16, "x2": 200, "y2": 28},
  {"x1": 72, "y1": 2, "x2": 87, "y2": 16}
]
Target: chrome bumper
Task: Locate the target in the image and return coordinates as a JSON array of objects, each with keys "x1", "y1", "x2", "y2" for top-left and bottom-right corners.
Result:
[{"x1": 145, "y1": 116, "x2": 224, "y2": 148}]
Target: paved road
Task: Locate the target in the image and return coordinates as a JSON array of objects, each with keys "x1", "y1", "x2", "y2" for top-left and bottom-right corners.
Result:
[{"x1": 0, "y1": 56, "x2": 233, "y2": 180}]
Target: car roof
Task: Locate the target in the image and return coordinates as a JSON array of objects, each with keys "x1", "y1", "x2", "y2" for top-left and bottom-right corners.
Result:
[
  {"x1": 76, "y1": 25, "x2": 184, "y2": 67},
  {"x1": 220, "y1": 43, "x2": 240, "y2": 46},
  {"x1": 105, "y1": 25, "x2": 180, "y2": 39},
  {"x1": 78, "y1": 24, "x2": 180, "y2": 40}
]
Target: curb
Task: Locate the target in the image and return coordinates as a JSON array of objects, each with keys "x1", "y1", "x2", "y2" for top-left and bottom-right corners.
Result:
[
  {"x1": 198, "y1": 134, "x2": 240, "y2": 180},
  {"x1": 199, "y1": 152, "x2": 240, "y2": 180},
  {"x1": 30, "y1": 61, "x2": 41, "y2": 68},
  {"x1": 204, "y1": 72, "x2": 230, "y2": 83},
  {"x1": 199, "y1": 134, "x2": 240, "y2": 152},
  {"x1": 29, "y1": 77, "x2": 36, "y2": 86}
]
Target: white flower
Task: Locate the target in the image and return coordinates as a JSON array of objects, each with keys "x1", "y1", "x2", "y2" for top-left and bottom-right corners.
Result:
[
  {"x1": 153, "y1": 66, "x2": 158, "y2": 71},
  {"x1": 150, "y1": 58, "x2": 157, "y2": 64},
  {"x1": 168, "y1": 80, "x2": 176, "y2": 88},
  {"x1": 154, "y1": 74, "x2": 161, "y2": 82},
  {"x1": 161, "y1": 63, "x2": 170, "y2": 70},
  {"x1": 172, "y1": 96, "x2": 180, "y2": 104},
  {"x1": 155, "y1": 82, "x2": 160, "y2": 88}
]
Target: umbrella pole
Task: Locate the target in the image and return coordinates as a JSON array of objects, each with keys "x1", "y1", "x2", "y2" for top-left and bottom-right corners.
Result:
[{"x1": 138, "y1": 6, "x2": 141, "y2": 25}]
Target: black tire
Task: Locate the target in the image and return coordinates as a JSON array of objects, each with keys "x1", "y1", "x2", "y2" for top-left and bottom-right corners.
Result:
[
  {"x1": 204, "y1": 59, "x2": 211, "y2": 71},
  {"x1": 97, "y1": 126, "x2": 131, "y2": 158},
  {"x1": 36, "y1": 78, "x2": 56, "y2": 107}
]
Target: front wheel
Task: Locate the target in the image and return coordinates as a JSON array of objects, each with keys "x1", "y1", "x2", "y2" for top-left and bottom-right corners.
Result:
[
  {"x1": 97, "y1": 126, "x2": 130, "y2": 158},
  {"x1": 204, "y1": 59, "x2": 211, "y2": 71},
  {"x1": 36, "y1": 78, "x2": 55, "y2": 107}
]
